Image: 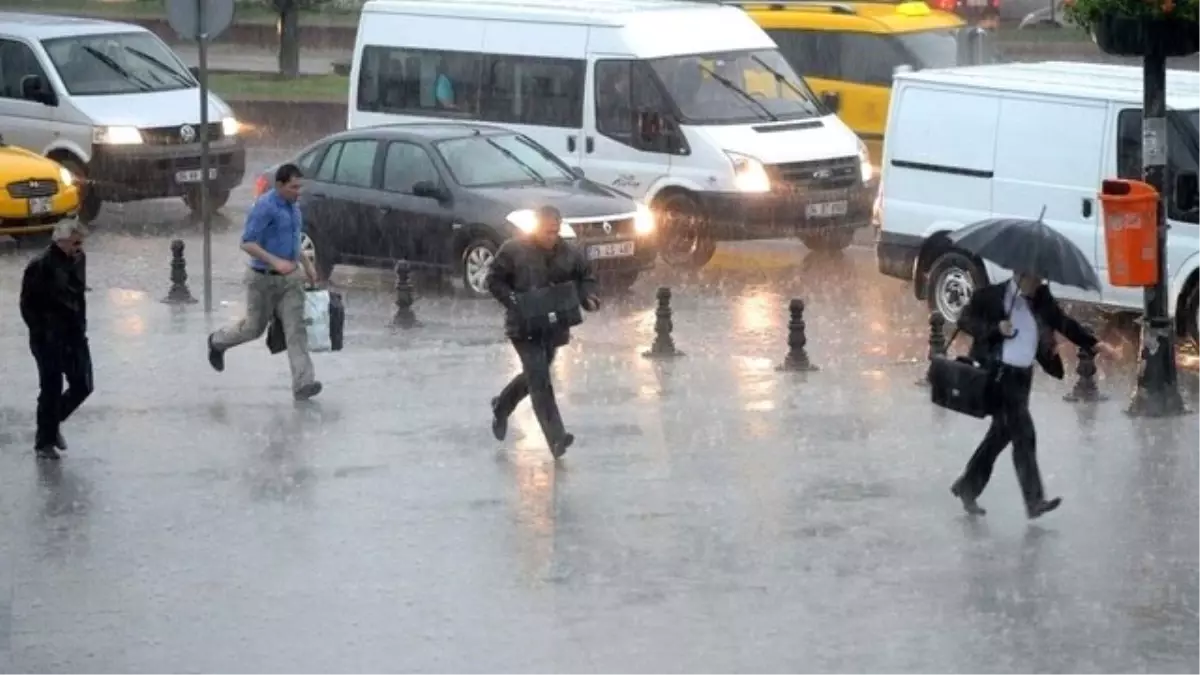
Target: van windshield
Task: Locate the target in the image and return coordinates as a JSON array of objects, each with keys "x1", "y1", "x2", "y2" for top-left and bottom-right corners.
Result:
[
  {"x1": 41, "y1": 32, "x2": 196, "y2": 96},
  {"x1": 436, "y1": 133, "x2": 574, "y2": 187},
  {"x1": 648, "y1": 49, "x2": 824, "y2": 125}
]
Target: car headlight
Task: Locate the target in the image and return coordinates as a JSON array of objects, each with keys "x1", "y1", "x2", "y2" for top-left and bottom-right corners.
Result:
[
  {"x1": 634, "y1": 203, "x2": 655, "y2": 235},
  {"x1": 92, "y1": 126, "x2": 143, "y2": 145},
  {"x1": 222, "y1": 116, "x2": 240, "y2": 136},
  {"x1": 506, "y1": 209, "x2": 576, "y2": 238},
  {"x1": 725, "y1": 150, "x2": 770, "y2": 193},
  {"x1": 58, "y1": 166, "x2": 74, "y2": 187},
  {"x1": 857, "y1": 138, "x2": 873, "y2": 183}
]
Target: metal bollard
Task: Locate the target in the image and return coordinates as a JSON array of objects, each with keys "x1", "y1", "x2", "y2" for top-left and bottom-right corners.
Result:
[
  {"x1": 777, "y1": 298, "x2": 818, "y2": 372},
  {"x1": 643, "y1": 286, "x2": 684, "y2": 359},
  {"x1": 162, "y1": 239, "x2": 197, "y2": 304},
  {"x1": 1064, "y1": 346, "x2": 1108, "y2": 402},
  {"x1": 919, "y1": 311, "x2": 948, "y2": 385},
  {"x1": 391, "y1": 259, "x2": 419, "y2": 328}
]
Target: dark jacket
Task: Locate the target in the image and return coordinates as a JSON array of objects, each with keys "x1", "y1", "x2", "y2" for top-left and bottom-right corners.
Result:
[
  {"x1": 486, "y1": 237, "x2": 599, "y2": 343},
  {"x1": 20, "y1": 244, "x2": 88, "y2": 341},
  {"x1": 957, "y1": 281, "x2": 1097, "y2": 380}
]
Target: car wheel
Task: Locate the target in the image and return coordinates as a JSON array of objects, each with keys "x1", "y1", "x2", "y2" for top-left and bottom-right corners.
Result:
[
  {"x1": 461, "y1": 237, "x2": 499, "y2": 298},
  {"x1": 182, "y1": 187, "x2": 231, "y2": 217},
  {"x1": 656, "y1": 191, "x2": 717, "y2": 269},
  {"x1": 300, "y1": 229, "x2": 335, "y2": 281},
  {"x1": 1186, "y1": 284, "x2": 1199, "y2": 346},
  {"x1": 925, "y1": 250, "x2": 986, "y2": 322},
  {"x1": 59, "y1": 158, "x2": 101, "y2": 224},
  {"x1": 800, "y1": 228, "x2": 855, "y2": 252}
]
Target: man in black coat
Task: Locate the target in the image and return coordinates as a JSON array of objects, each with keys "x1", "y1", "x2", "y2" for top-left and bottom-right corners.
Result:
[
  {"x1": 487, "y1": 206, "x2": 600, "y2": 458},
  {"x1": 19, "y1": 219, "x2": 94, "y2": 461},
  {"x1": 951, "y1": 273, "x2": 1118, "y2": 519}
]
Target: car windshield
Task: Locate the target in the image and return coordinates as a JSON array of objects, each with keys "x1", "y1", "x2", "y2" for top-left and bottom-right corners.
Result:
[
  {"x1": 41, "y1": 32, "x2": 196, "y2": 95},
  {"x1": 648, "y1": 49, "x2": 824, "y2": 125},
  {"x1": 435, "y1": 133, "x2": 574, "y2": 187},
  {"x1": 895, "y1": 28, "x2": 998, "y2": 68}
]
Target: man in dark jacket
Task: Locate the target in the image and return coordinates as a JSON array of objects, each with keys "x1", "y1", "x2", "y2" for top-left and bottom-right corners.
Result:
[
  {"x1": 951, "y1": 273, "x2": 1117, "y2": 519},
  {"x1": 487, "y1": 206, "x2": 600, "y2": 458},
  {"x1": 19, "y1": 219, "x2": 94, "y2": 460}
]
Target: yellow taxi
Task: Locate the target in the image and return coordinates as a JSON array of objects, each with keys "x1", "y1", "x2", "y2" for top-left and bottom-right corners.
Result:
[
  {"x1": 0, "y1": 136, "x2": 80, "y2": 238},
  {"x1": 738, "y1": 0, "x2": 996, "y2": 166}
]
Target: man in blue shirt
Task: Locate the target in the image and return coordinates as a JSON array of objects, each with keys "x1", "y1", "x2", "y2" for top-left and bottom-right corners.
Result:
[{"x1": 206, "y1": 163, "x2": 322, "y2": 400}]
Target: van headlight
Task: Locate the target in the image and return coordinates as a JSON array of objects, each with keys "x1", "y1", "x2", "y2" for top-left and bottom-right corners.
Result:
[
  {"x1": 725, "y1": 150, "x2": 770, "y2": 193},
  {"x1": 222, "y1": 117, "x2": 240, "y2": 136},
  {"x1": 634, "y1": 203, "x2": 655, "y2": 235},
  {"x1": 58, "y1": 166, "x2": 74, "y2": 187},
  {"x1": 506, "y1": 209, "x2": 576, "y2": 238},
  {"x1": 857, "y1": 139, "x2": 873, "y2": 183},
  {"x1": 92, "y1": 126, "x2": 143, "y2": 145}
]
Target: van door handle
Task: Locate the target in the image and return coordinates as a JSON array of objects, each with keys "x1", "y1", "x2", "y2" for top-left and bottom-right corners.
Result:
[
  {"x1": 585, "y1": 136, "x2": 595, "y2": 153},
  {"x1": 567, "y1": 135, "x2": 577, "y2": 152},
  {"x1": 1081, "y1": 198, "x2": 1093, "y2": 218}
]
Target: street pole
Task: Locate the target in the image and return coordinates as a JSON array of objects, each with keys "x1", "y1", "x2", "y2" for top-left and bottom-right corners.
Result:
[
  {"x1": 1128, "y1": 17, "x2": 1186, "y2": 417},
  {"x1": 197, "y1": 0, "x2": 213, "y2": 314}
]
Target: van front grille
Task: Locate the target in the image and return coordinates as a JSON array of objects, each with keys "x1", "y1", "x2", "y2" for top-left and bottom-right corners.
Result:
[
  {"x1": 141, "y1": 122, "x2": 224, "y2": 145},
  {"x1": 770, "y1": 156, "x2": 859, "y2": 191}
]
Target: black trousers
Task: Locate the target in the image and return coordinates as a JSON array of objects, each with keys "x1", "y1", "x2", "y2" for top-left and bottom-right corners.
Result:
[
  {"x1": 958, "y1": 365, "x2": 1044, "y2": 507},
  {"x1": 30, "y1": 336, "x2": 94, "y2": 448},
  {"x1": 494, "y1": 338, "x2": 566, "y2": 445}
]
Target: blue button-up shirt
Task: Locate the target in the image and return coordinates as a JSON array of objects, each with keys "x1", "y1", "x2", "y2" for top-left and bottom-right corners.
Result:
[{"x1": 242, "y1": 190, "x2": 302, "y2": 271}]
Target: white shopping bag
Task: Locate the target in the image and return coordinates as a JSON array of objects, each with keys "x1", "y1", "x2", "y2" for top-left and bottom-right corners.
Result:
[{"x1": 304, "y1": 289, "x2": 332, "y2": 353}]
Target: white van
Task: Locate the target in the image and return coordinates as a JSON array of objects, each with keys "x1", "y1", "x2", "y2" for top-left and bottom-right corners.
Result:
[
  {"x1": 875, "y1": 61, "x2": 1199, "y2": 343},
  {"x1": 348, "y1": 0, "x2": 876, "y2": 268},
  {"x1": 0, "y1": 13, "x2": 245, "y2": 223}
]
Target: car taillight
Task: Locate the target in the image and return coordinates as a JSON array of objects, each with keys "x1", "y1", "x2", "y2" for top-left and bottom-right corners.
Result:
[{"x1": 254, "y1": 175, "x2": 268, "y2": 197}]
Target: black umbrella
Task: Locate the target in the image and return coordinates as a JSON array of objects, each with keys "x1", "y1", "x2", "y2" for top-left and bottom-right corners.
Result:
[{"x1": 947, "y1": 210, "x2": 1102, "y2": 291}]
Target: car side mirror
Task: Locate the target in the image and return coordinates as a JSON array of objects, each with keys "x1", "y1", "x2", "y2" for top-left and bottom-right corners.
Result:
[
  {"x1": 569, "y1": 166, "x2": 585, "y2": 179},
  {"x1": 20, "y1": 75, "x2": 56, "y2": 106},
  {"x1": 1174, "y1": 171, "x2": 1198, "y2": 213},
  {"x1": 820, "y1": 91, "x2": 840, "y2": 114},
  {"x1": 412, "y1": 180, "x2": 448, "y2": 202}
]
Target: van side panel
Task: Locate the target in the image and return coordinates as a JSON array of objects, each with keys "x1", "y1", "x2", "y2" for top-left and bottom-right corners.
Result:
[{"x1": 991, "y1": 95, "x2": 1106, "y2": 304}]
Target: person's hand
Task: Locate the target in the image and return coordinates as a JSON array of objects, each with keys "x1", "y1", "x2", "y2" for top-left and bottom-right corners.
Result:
[
  {"x1": 1094, "y1": 341, "x2": 1121, "y2": 359},
  {"x1": 583, "y1": 295, "x2": 601, "y2": 312},
  {"x1": 272, "y1": 259, "x2": 298, "y2": 275},
  {"x1": 998, "y1": 320, "x2": 1015, "y2": 337}
]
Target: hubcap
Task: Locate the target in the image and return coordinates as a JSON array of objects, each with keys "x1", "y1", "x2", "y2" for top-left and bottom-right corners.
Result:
[
  {"x1": 465, "y1": 245, "x2": 494, "y2": 294},
  {"x1": 660, "y1": 199, "x2": 701, "y2": 263},
  {"x1": 299, "y1": 233, "x2": 316, "y2": 266},
  {"x1": 936, "y1": 267, "x2": 975, "y2": 320}
]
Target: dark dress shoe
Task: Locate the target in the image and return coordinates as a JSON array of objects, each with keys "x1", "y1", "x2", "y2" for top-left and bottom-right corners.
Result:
[
  {"x1": 294, "y1": 381, "x2": 323, "y2": 401},
  {"x1": 1027, "y1": 497, "x2": 1062, "y2": 520},
  {"x1": 35, "y1": 445, "x2": 61, "y2": 461},
  {"x1": 207, "y1": 333, "x2": 225, "y2": 373},
  {"x1": 490, "y1": 397, "x2": 507, "y2": 441},
  {"x1": 550, "y1": 433, "x2": 574, "y2": 459},
  {"x1": 951, "y1": 479, "x2": 986, "y2": 516},
  {"x1": 55, "y1": 431, "x2": 67, "y2": 451}
]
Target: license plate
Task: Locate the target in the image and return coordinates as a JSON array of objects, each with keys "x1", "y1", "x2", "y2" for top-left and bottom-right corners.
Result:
[
  {"x1": 28, "y1": 197, "x2": 53, "y2": 215},
  {"x1": 587, "y1": 241, "x2": 635, "y2": 260},
  {"x1": 806, "y1": 200, "x2": 848, "y2": 218},
  {"x1": 175, "y1": 168, "x2": 218, "y2": 184}
]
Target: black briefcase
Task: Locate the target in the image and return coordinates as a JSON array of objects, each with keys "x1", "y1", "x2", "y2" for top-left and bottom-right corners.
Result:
[
  {"x1": 514, "y1": 282, "x2": 582, "y2": 333},
  {"x1": 929, "y1": 355, "x2": 996, "y2": 418}
]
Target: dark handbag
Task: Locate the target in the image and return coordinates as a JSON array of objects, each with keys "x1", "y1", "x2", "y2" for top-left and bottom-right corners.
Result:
[
  {"x1": 266, "y1": 290, "x2": 345, "y2": 353},
  {"x1": 513, "y1": 282, "x2": 582, "y2": 333},
  {"x1": 929, "y1": 355, "x2": 997, "y2": 418}
]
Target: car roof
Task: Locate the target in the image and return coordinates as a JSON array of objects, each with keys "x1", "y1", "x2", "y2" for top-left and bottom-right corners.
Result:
[
  {"x1": 364, "y1": 0, "x2": 740, "y2": 27},
  {"x1": 0, "y1": 12, "x2": 148, "y2": 40},
  {"x1": 734, "y1": 0, "x2": 963, "y2": 33},
  {"x1": 326, "y1": 122, "x2": 518, "y2": 143}
]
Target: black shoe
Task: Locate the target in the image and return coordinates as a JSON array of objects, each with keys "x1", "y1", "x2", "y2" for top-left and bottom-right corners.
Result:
[
  {"x1": 294, "y1": 381, "x2": 323, "y2": 401},
  {"x1": 550, "y1": 433, "x2": 574, "y2": 459},
  {"x1": 35, "y1": 445, "x2": 61, "y2": 461},
  {"x1": 951, "y1": 479, "x2": 986, "y2": 516},
  {"x1": 490, "y1": 397, "x2": 507, "y2": 441},
  {"x1": 1027, "y1": 497, "x2": 1062, "y2": 520},
  {"x1": 54, "y1": 431, "x2": 67, "y2": 451},
  {"x1": 207, "y1": 333, "x2": 225, "y2": 373}
]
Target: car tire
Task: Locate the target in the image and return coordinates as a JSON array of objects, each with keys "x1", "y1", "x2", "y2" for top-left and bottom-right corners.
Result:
[
  {"x1": 1186, "y1": 284, "x2": 1199, "y2": 347},
  {"x1": 59, "y1": 158, "x2": 101, "y2": 224},
  {"x1": 656, "y1": 190, "x2": 717, "y2": 270},
  {"x1": 301, "y1": 228, "x2": 335, "y2": 281},
  {"x1": 800, "y1": 228, "x2": 855, "y2": 252},
  {"x1": 925, "y1": 250, "x2": 987, "y2": 323},
  {"x1": 461, "y1": 237, "x2": 499, "y2": 298},
  {"x1": 182, "y1": 187, "x2": 232, "y2": 217}
]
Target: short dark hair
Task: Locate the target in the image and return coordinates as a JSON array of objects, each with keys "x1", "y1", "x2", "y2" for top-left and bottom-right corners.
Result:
[
  {"x1": 536, "y1": 205, "x2": 562, "y2": 226},
  {"x1": 275, "y1": 163, "x2": 303, "y2": 185}
]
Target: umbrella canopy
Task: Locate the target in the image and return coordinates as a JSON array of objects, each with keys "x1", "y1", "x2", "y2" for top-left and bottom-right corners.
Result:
[{"x1": 947, "y1": 215, "x2": 1102, "y2": 291}]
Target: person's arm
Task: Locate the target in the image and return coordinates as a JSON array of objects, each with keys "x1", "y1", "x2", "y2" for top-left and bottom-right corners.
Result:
[
  {"x1": 574, "y1": 250, "x2": 601, "y2": 311},
  {"x1": 240, "y1": 200, "x2": 295, "y2": 274},
  {"x1": 486, "y1": 244, "x2": 517, "y2": 308},
  {"x1": 1035, "y1": 286, "x2": 1098, "y2": 350},
  {"x1": 19, "y1": 258, "x2": 48, "y2": 336},
  {"x1": 956, "y1": 287, "x2": 1000, "y2": 341}
]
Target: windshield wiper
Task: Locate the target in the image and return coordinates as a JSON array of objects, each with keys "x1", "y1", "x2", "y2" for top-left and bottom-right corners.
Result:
[
  {"x1": 486, "y1": 139, "x2": 545, "y2": 185},
  {"x1": 123, "y1": 46, "x2": 193, "y2": 87},
  {"x1": 697, "y1": 63, "x2": 777, "y2": 122},
  {"x1": 81, "y1": 45, "x2": 154, "y2": 91},
  {"x1": 750, "y1": 55, "x2": 818, "y2": 114}
]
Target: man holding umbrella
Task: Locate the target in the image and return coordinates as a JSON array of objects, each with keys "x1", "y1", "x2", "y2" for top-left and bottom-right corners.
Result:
[{"x1": 945, "y1": 213, "x2": 1119, "y2": 519}]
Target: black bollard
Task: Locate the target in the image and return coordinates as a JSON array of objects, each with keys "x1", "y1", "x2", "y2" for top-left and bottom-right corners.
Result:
[
  {"x1": 777, "y1": 298, "x2": 818, "y2": 372},
  {"x1": 1064, "y1": 346, "x2": 1108, "y2": 402},
  {"x1": 391, "y1": 259, "x2": 419, "y2": 328},
  {"x1": 919, "y1": 311, "x2": 948, "y2": 385},
  {"x1": 162, "y1": 239, "x2": 197, "y2": 304},
  {"x1": 643, "y1": 286, "x2": 683, "y2": 358}
]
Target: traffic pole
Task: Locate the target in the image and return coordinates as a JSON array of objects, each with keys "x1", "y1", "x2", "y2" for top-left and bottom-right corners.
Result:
[{"x1": 197, "y1": 0, "x2": 213, "y2": 314}]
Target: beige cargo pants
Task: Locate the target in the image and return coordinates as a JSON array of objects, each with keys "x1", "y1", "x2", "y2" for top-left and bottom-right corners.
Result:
[{"x1": 212, "y1": 268, "x2": 315, "y2": 393}]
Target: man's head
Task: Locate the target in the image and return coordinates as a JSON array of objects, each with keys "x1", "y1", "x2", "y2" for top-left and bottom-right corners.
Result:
[
  {"x1": 52, "y1": 218, "x2": 87, "y2": 256},
  {"x1": 275, "y1": 163, "x2": 304, "y2": 203},
  {"x1": 530, "y1": 205, "x2": 563, "y2": 249},
  {"x1": 1014, "y1": 273, "x2": 1044, "y2": 296}
]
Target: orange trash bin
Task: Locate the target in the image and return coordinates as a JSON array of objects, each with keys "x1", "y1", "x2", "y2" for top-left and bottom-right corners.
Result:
[{"x1": 1099, "y1": 179, "x2": 1159, "y2": 287}]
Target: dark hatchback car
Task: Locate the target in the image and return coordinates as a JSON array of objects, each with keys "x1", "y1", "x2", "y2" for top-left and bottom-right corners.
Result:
[{"x1": 256, "y1": 123, "x2": 658, "y2": 296}]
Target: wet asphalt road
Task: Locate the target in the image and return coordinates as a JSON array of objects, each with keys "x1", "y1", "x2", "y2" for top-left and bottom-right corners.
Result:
[{"x1": 0, "y1": 146, "x2": 1197, "y2": 673}]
